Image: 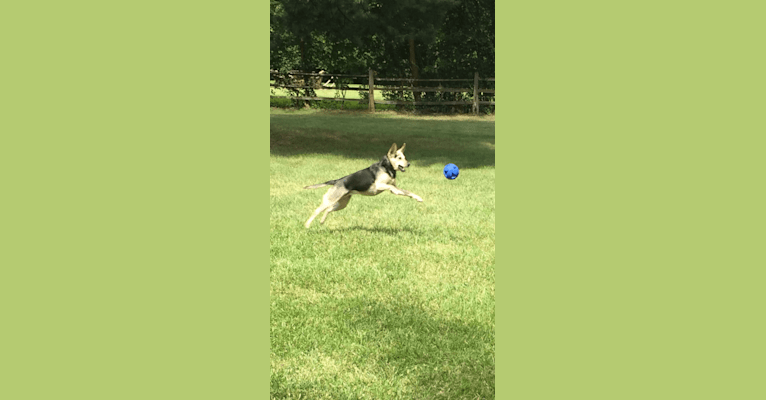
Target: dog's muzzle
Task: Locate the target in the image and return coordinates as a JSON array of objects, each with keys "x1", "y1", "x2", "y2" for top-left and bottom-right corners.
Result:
[{"x1": 398, "y1": 162, "x2": 410, "y2": 172}]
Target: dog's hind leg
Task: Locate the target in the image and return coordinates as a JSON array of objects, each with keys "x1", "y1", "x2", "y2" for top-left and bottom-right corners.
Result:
[
  {"x1": 305, "y1": 187, "x2": 347, "y2": 228},
  {"x1": 320, "y1": 193, "x2": 352, "y2": 224},
  {"x1": 305, "y1": 199, "x2": 333, "y2": 228}
]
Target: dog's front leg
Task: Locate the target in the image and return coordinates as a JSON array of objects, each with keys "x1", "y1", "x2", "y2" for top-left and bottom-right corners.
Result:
[{"x1": 384, "y1": 184, "x2": 423, "y2": 202}]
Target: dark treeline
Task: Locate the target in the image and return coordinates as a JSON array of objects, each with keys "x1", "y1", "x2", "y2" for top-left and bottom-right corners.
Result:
[{"x1": 270, "y1": 0, "x2": 494, "y2": 84}]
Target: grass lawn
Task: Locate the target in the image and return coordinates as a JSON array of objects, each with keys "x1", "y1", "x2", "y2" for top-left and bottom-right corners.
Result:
[
  {"x1": 270, "y1": 85, "x2": 358, "y2": 99},
  {"x1": 270, "y1": 109, "x2": 495, "y2": 399}
]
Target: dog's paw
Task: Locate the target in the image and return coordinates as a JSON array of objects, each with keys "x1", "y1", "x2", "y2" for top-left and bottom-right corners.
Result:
[{"x1": 414, "y1": 195, "x2": 424, "y2": 202}]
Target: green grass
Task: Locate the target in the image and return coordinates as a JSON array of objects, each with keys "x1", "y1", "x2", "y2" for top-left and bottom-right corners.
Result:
[{"x1": 270, "y1": 109, "x2": 495, "y2": 399}]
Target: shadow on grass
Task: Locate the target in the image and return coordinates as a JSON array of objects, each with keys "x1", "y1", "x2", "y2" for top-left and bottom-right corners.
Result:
[
  {"x1": 327, "y1": 225, "x2": 423, "y2": 236},
  {"x1": 302, "y1": 224, "x2": 420, "y2": 237},
  {"x1": 270, "y1": 112, "x2": 495, "y2": 170},
  {"x1": 350, "y1": 297, "x2": 494, "y2": 399},
  {"x1": 271, "y1": 294, "x2": 494, "y2": 399}
]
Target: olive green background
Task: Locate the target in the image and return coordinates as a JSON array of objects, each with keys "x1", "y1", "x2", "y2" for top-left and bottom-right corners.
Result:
[
  {"x1": 1, "y1": 2, "x2": 267, "y2": 399},
  {"x1": 499, "y1": 1, "x2": 765, "y2": 399},
  {"x1": 2, "y1": 1, "x2": 764, "y2": 399}
]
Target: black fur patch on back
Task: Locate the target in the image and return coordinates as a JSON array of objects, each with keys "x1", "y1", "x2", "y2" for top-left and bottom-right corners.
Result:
[
  {"x1": 341, "y1": 157, "x2": 396, "y2": 192},
  {"x1": 342, "y1": 168, "x2": 376, "y2": 192}
]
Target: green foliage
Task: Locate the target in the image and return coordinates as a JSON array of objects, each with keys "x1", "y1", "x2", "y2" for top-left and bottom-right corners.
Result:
[
  {"x1": 271, "y1": 0, "x2": 494, "y2": 113},
  {"x1": 270, "y1": 0, "x2": 300, "y2": 73},
  {"x1": 271, "y1": 0, "x2": 493, "y2": 78},
  {"x1": 436, "y1": 0, "x2": 495, "y2": 79}
]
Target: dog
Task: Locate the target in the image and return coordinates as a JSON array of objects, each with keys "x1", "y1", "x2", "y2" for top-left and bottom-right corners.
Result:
[{"x1": 304, "y1": 143, "x2": 423, "y2": 228}]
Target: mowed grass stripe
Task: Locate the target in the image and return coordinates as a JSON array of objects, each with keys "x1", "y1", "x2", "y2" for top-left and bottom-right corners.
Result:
[{"x1": 270, "y1": 109, "x2": 494, "y2": 399}]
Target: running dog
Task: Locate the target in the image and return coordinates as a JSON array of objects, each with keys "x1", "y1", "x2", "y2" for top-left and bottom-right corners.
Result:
[{"x1": 304, "y1": 143, "x2": 423, "y2": 228}]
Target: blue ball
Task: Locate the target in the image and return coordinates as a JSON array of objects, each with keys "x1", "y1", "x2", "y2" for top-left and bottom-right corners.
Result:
[{"x1": 443, "y1": 163, "x2": 459, "y2": 180}]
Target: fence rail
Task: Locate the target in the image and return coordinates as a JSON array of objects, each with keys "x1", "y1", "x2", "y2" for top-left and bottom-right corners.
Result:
[
  {"x1": 270, "y1": 69, "x2": 367, "y2": 78},
  {"x1": 270, "y1": 69, "x2": 494, "y2": 114}
]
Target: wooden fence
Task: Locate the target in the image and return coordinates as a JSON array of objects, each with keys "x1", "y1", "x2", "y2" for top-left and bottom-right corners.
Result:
[{"x1": 270, "y1": 69, "x2": 494, "y2": 114}]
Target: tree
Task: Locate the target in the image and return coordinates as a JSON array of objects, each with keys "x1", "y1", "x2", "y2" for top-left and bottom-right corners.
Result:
[
  {"x1": 437, "y1": 0, "x2": 495, "y2": 79},
  {"x1": 364, "y1": 0, "x2": 459, "y2": 100},
  {"x1": 271, "y1": 0, "x2": 495, "y2": 111}
]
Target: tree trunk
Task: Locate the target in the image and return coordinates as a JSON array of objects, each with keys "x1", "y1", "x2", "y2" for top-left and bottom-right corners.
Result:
[
  {"x1": 300, "y1": 38, "x2": 305, "y2": 70},
  {"x1": 299, "y1": 38, "x2": 310, "y2": 108},
  {"x1": 409, "y1": 37, "x2": 420, "y2": 103}
]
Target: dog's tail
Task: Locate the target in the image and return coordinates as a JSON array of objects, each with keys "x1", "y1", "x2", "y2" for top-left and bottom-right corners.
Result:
[{"x1": 303, "y1": 179, "x2": 339, "y2": 190}]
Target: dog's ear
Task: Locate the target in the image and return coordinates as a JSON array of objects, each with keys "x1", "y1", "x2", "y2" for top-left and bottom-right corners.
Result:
[
  {"x1": 399, "y1": 143, "x2": 406, "y2": 152},
  {"x1": 388, "y1": 143, "x2": 398, "y2": 156}
]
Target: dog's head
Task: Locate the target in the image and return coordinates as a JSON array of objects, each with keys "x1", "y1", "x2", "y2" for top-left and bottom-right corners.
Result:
[{"x1": 387, "y1": 143, "x2": 411, "y2": 173}]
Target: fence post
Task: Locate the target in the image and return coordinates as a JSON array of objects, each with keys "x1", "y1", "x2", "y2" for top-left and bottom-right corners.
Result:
[
  {"x1": 473, "y1": 71, "x2": 479, "y2": 115},
  {"x1": 368, "y1": 68, "x2": 375, "y2": 112}
]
